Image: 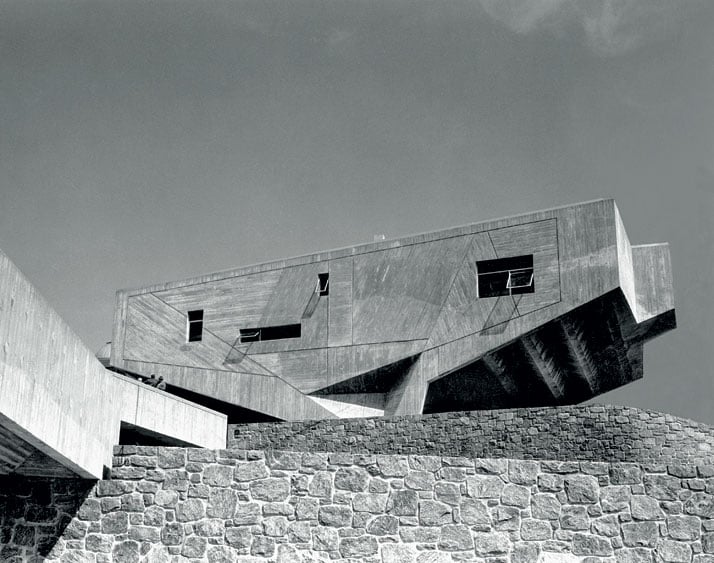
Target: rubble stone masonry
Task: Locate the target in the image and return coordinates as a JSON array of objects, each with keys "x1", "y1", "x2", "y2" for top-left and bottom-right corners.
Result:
[
  {"x1": 2, "y1": 446, "x2": 714, "y2": 562},
  {"x1": 230, "y1": 406, "x2": 714, "y2": 465}
]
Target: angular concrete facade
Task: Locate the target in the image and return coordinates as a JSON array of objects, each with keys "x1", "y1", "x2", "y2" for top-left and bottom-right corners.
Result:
[
  {"x1": 109, "y1": 199, "x2": 675, "y2": 422},
  {"x1": 0, "y1": 249, "x2": 227, "y2": 479}
]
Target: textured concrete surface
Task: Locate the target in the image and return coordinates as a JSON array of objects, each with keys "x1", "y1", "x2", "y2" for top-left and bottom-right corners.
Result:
[{"x1": 0, "y1": 248, "x2": 227, "y2": 479}]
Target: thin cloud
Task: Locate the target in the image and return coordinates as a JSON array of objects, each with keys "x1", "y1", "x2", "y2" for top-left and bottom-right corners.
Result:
[{"x1": 479, "y1": 0, "x2": 703, "y2": 56}]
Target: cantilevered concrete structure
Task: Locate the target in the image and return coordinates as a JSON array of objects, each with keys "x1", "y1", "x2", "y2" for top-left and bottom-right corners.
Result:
[
  {"x1": 109, "y1": 199, "x2": 675, "y2": 421},
  {"x1": 0, "y1": 250, "x2": 227, "y2": 479}
]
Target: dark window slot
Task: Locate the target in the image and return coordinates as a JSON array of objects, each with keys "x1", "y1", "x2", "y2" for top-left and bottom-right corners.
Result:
[
  {"x1": 240, "y1": 323, "x2": 301, "y2": 343},
  {"x1": 317, "y1": 273, "x2": 329, "y2": 296},
  {"x1": 477, "y1": 255, "x2": 534, "y2": 298},
  {"x1": 187, "y1": 309, "x2": 204, "y2": 342}
]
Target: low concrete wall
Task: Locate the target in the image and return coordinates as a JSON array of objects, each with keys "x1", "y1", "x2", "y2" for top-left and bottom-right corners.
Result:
[
  {"x1": 2, "y1": 447, "x2": 714, "y2": 561},
  {"x1": 230, "y1": 405, "x2": 714, "y2": 464},
  {"x1": 0, "y1": 248, "x2": 226, "y2": 479}
]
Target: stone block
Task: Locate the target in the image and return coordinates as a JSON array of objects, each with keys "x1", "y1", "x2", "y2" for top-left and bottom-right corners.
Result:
[
  {"x1": 501, "y1": 483, "x2": 530, "y2": 508},
  {"x1": 622, "y1": 521, "x2": 659, "y2": 548},
  {"x1": 560, "y1": 505, "x2": 589, "y2": 530},
  {"x1": 334, "y1": 467, "x2": 369, "y2": 492},
  {"x1": 405, "y1": 471, "x2": 436, "y2": 491},
  {"x1": 339, "y1": 535, "x2": 378, "y2": 558},
  {"x1": 531, "y1": 493, "x2": 561, "y2": 520},
  {"x1": 387, "y1": 489, "x2": 419, "y2": 516},
  {"x1": 207, "y1": 488, "x2": 237, "y2": 519},
  {"x1": 250, "y1": 478, "x2": 290, "y2": 502},
  {"x1": 157, "y1": 450, "x2": 185, "y2": 470},
  {"x1": 312, "y1": 526, "x2": 339, "y2": 551},
  {"x1": 631, "y1": 496, "x2": 665, "y2": 520},
  {"x1": 572, "y1": 532, "x2": 613, "y2": 556},
  {"x1": 112, "y1": 540, "x2": 140, "y2": 563},
  {"x1": 520, "y1": 518, "x2": 552, "y2": 540},
  {"x1": 460, "y1": 498, "x2": 491, "y2": 530},
  {"x1": 318, "y1": 505, "x2": 352, "y2": 527},
  {"x1": 508, "y1": 460, "x2": 539, "y2": 485},
  {"x1": 472, "y1": 531, "x2": 510, "y2": 556},
  {"x1": 466, "y1": 475, "x2": 504, "y2": 498},
  {"x1": 564, "y1": 475, "x2": 599, "y2": 504},
  {"x1": 234, "y1": 461, "x2": 269, "y2": 482},
  {"x1": 667, "y1": 515, "x2": 702, "y2": 541},
  {"x1": 418, "y1": 500, "x2": 452, "y2": 526},
  {"x1": 366, "y1": 514, "x2": 398, "y2": 536},
  {"x1": 175, "y1": 498, "x2": 205, "y2": 522},
  {"x1": 251, "y1": 536, "x2": 275, "y2": 557},
  {"x1": 181, "y1": 536, "x2": 207, "y2": 558},
  {"x1": 308, "y1": 472, "x2": 333, "y2": 498},
  {"x1": 100, "y1": 512, "x2": 127, "y2": 535},
  {"x1": 233, "y1": 502, "x2": 261, "y2": 525},
  {"x1": 353, "y1": 493, "x2": 387, "y2": 513},
  {"x1": 656, "y1": 539, "x2": 692, "y2": 563},
  {"x1": 381, "y1": 543, "x2": 418, "y2": 563}
]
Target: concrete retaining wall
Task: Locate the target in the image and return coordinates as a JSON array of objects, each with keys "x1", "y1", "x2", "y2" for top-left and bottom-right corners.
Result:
[
  {"x1": 2, "y1": 447, "x2": 714, "y2": 561},
  {"x1": 230, "y1": 405, "x2": 714, "y2": 464}
]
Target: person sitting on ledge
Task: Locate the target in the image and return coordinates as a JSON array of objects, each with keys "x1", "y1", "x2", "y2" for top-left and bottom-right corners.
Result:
[
  {"x1": 144, "y1": 373, "x2": 159, "y2": 387},
  {"x1": 156, "y1": 376, "x2": 166, "y2": 391}
]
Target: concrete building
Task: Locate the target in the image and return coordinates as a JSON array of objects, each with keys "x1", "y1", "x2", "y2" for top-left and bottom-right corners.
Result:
[{"x1": 108, "y1": 199, "x2": 675, "y2": 422}]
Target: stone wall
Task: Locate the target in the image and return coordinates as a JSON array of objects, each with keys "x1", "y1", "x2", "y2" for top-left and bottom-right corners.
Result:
[
  {"x1": 230, "y1": 405, "x2": 714, "y2": 464},
  {"x1": 2, "y1": 446, "x2": 714, "y2": 561}
]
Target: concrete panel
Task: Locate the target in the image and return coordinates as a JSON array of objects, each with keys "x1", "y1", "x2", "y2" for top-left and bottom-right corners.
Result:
[
  {"x1": 328, "y1": 257, "x2": 353, "y2": 347},
  {"x1": 615, "y1": 204, "x2": 637, "y2": 315},
  {"x1": 427, "y1": 233, "x2": 497, "y2": 347},
  {"x1": 123, "y1": 359, "x2": 335, "y2": 421},
  {"x1": 352, "y1": 236, "x2": 470, "y2": 344},
  {"x1": 154, "y1": 269, "x2": 282, "y2": 345},
  {"x1": 384, "y1": 349, "x2": 439, "y2": 416},
  {"x1": 324, "y1": 341, "x2": 426, "y2": 392},
  {"x1": 124, "y1": 293, "x2": 273, "y2": 376},
  {"x1": 487, "y1": 218, "x2": 559, "y2": 316},
  {"x1": 632, "y1": 243, "x2": 674, "y2": 322},
  {"x1": 247, "y1": 349, "x2": 328, "y2": 393}
]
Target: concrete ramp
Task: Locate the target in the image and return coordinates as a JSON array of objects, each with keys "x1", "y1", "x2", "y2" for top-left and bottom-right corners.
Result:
[{"x1": 0, "y1": 249, "x2": 227, "y2": 479}]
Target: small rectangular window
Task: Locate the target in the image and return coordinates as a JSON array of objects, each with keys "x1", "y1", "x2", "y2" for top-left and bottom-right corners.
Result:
[
  {"x1": 187, "y1": 309, "x2": 204, "y2": 342},
  {"x1": 240, "y1": 323, "x2": 301, "y2": 343},
  {"x1": 317, "y1": 273, "x2": 329, "y2": 296},
  {"x1": 477, "y1": 255, "x2": 534, "y2": 298}
]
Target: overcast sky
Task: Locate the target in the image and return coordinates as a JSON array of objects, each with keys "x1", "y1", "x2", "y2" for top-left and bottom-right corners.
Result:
[{"x1": 1, "y1": 0, "x2": 712, "y2": 424}]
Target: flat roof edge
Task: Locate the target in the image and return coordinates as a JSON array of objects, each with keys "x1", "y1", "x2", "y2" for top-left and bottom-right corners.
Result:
[{"x1": 120, "y1": 198, "x2": 613, "y2": 295}]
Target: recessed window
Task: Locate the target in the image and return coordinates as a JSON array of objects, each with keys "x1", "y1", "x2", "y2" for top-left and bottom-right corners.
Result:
[
  {"x1": 477, "y1": 255, "x2": 534, "y2": 298},
  {"x1": 317, "y1": 273, "x2": 329, "y2": 296},
  {"x1": 187, "y1": 310, "x2": 204, "y2": 342},
  {"x1": 240, "y1": 323, "x2": 301, "y2": 343}
]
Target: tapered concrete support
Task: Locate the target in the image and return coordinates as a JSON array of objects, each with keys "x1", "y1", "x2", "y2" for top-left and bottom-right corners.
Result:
[{"x1": 385, "y1": 350, "x2": 438, "y2": 416}]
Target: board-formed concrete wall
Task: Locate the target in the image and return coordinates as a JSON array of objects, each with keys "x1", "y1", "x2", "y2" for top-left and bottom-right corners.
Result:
[
  {"x1": 230, "y1": 405, "x2": 714, "y2": 465},
  {"x1": 2, "y1": 447, "x2": 714, "y2": 562}
]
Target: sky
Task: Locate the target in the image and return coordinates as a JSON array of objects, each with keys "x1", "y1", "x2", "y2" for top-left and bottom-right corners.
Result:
[{"x1": 1, "y1": 0, "x2": 712, "y2": 424}]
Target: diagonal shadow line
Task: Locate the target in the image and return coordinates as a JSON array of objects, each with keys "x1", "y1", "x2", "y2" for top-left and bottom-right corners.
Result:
[{"x1": 480, "y1": 295, "x2": 520, "y2": 336}]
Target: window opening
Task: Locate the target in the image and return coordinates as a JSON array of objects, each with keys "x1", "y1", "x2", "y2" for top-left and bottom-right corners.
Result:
[
  {"x1": 240, "y1": 323, "x2": 301, "y2": 343},
  {"x1": 476, "y1": 255, "x2": 534, "y2": 298},
  {"x1": 317, "y1": 273, "x2": 329, "y2": 296},
  {"x1": 187, "y1": 309, "x2": 204, "y2": 342}
]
